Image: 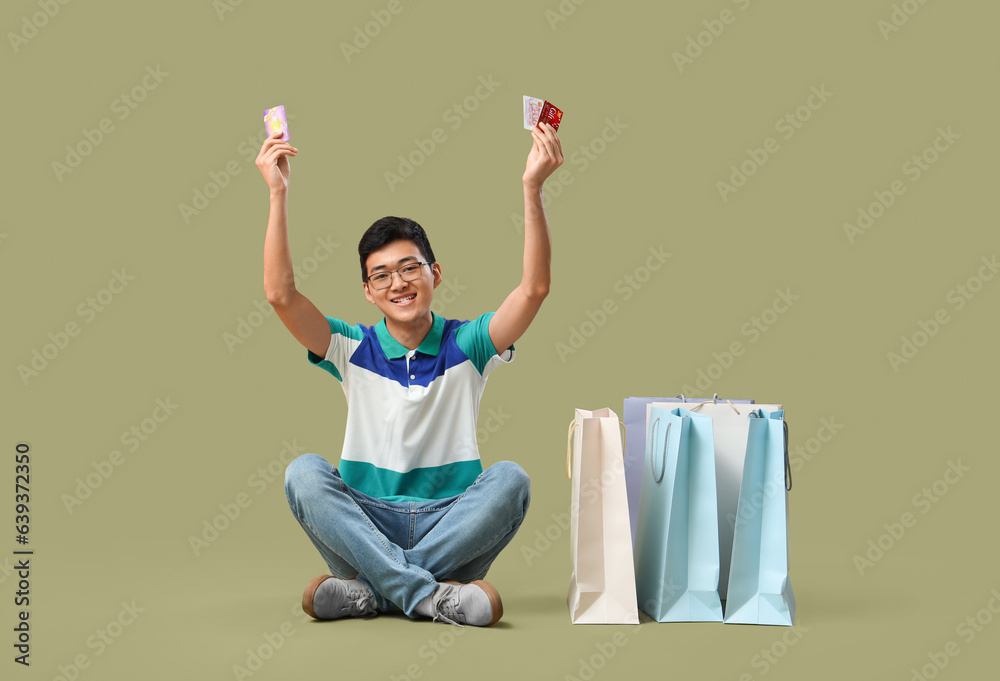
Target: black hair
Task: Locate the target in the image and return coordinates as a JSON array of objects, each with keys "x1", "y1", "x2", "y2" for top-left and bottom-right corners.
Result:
[{"x1": 358, "y1": 216, "x2": 437, "y2": 281}]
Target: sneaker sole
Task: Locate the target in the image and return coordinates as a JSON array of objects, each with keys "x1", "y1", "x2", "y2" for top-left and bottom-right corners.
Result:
[
  {"x1": 444, "y1": 579, "x2": 503, "y2": 626},
  {"x1": 303, "y1": 574, "x2": 335, "y2": 619}
]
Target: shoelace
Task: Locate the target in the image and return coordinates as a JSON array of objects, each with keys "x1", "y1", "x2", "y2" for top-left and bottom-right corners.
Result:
[
  {"x1": 431, "y1": 592, "x2": 465, "y2": 628},
  {"x1": 344, "y1": 587, "x2": 378, "y2": 617}
]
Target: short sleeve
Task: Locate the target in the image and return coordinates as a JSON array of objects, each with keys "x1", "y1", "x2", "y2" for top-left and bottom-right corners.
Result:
[
  {"x1": 454, "y1": 311, "x2": 515, "y2": 376},
  {"x1": 306, "y1": 317, "x2": 365, "y2": 382}
]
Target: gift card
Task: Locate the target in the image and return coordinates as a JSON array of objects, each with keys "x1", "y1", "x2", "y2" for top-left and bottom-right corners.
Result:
[
  {"x1": 523, "y1": 95, "x2": 563, "y2": 131},
  {"x1": 263, "y1": 104, "x2": 290, "y2": 141}
]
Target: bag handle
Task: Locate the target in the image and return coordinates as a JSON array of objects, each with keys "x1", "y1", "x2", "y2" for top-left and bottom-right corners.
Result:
[
  {"x1": 648, "y1": 417, "x2": 668, "y2": 484},
  {"x1": 687, "y1": 393, "x2": 742, "y2": 415},
  {"x1": 566, "y1": 420, "x2": 578, "y2": 480},
  {"x1": 748, "y1": 410, "x2": 792, "y2": 491},
  {"x1": 566, "y1": 417, "x2": 626, "y2": 480},
  {"x1": 783, "y1": 420, "x2": 792, "y2": 492}
]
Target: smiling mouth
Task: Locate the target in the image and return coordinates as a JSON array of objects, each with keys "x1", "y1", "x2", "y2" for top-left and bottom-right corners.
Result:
[{"x1": 391, "y1": 294, "x2": 416, "y2": 304}]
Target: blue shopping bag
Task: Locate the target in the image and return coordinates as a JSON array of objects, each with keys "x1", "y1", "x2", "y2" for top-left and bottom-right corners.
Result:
[
  {"x1": 633, "y1": 407, "x2": 723, "y2": 622},
  {"x1": 724, "y1": 408, "x2": 795, "y2": 626}
]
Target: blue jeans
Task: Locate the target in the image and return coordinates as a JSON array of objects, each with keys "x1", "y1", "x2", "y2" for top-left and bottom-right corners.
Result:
[{"x1": 284, "y1": 454, "x2": 530, "y2": 617}]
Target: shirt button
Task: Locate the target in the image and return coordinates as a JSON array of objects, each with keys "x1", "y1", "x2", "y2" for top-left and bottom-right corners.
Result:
[{"x1": 410, "y1": 374, "x2": 416, "y2": 379}]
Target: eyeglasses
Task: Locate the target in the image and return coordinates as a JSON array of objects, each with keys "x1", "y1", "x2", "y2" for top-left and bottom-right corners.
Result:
[{"x1": 365, "y1": 262, "x2": 433, "y2": 289}]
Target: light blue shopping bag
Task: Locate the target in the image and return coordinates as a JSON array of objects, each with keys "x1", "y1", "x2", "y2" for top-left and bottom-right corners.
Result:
[
  {"x1": 633, "y1": 407, "x2": 723, "y2": 622},
  {"x1": 724, "y1": 408, "x2": 795, "y2": 626}
]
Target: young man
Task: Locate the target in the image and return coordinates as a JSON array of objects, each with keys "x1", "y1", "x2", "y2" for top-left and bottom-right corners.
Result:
[{"x1": 256, "y1": 120, "x2": 563, "y2": 626}]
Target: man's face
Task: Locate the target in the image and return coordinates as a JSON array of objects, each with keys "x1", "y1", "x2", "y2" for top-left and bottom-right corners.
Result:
[{"x1": 363, "y1": 239, "x2": 441, "y2": 326}]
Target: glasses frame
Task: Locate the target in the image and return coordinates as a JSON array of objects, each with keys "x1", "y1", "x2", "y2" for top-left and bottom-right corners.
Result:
[{"x1": 365, "y1": 261, "x2": 434, "y2": 290}]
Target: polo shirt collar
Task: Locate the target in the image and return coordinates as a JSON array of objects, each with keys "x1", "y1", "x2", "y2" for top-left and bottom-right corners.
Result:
[{"x1": 374, "y1": 313, "x2": 444, "y2": 359}]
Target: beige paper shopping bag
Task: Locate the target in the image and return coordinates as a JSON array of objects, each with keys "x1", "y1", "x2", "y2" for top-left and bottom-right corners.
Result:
[{"x1": 567, "y1": 408, "x2": 640, "y2": 624}]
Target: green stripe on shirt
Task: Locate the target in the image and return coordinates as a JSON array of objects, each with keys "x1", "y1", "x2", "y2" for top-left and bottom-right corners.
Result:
[{"x1": 339, "y1": 459, "x2": 484, "y2": 501}]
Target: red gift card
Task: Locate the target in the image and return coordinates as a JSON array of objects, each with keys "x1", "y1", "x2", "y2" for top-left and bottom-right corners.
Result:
[{"x1": 538, "y1": 101, "x2": 563, "y2": 130}]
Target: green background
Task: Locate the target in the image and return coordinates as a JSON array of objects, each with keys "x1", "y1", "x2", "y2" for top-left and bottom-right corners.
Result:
[{"x1": 3, "y1": 0, "x2": 998, "y2": 678}]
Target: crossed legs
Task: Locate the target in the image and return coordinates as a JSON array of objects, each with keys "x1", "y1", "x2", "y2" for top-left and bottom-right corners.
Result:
[{"x1": 284, "y1": 453, "x2": 530, "y2": 618}]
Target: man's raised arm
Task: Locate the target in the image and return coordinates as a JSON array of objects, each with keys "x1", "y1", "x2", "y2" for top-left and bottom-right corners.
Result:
[
  {"x1": 257, "y1": 131, "x2": 331, "y2": 360},
  {"x1": 489, "y1": 121, "x2": 564, "y2": 353}
]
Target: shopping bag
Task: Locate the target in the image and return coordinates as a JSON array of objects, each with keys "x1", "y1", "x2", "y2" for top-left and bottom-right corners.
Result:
[
  {"x1": 623, "y1": 396, "x2": 754, "y2": 547},
  {"x1": 647, "y1": 397, "x2": 781, "y2": 601},
  {"x1": 633, "y1": 406, "x2": 723, "y2": 622},
  {"x1": 567, "y1": 408, "x2": 639, "y2": 624},
  {"x1": 724, "y1": 408, "x2": 795, "y2": 626}
]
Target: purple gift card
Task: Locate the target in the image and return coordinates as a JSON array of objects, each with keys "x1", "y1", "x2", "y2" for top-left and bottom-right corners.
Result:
[{"x1": 263, "y1": 105, "x2": 289, "y2": 141}]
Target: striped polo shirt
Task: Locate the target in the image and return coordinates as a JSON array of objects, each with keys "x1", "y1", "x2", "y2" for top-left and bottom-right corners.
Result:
[{"x1": 306, "y1": 312, "x2": 514, "y2": 501}]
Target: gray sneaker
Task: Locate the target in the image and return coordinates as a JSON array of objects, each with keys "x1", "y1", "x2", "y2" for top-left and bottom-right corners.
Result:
[
  {"x1": 302, "y1": 575, "x2": 378, "y2": 620},
  {"x1": 427, "y1": 580, "x2": 503, "y2": 627}
]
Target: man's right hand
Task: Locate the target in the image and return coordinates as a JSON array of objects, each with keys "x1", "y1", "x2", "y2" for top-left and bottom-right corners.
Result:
[{"x1": 256, "y1": 130, "x2": 298, "y2": 194}]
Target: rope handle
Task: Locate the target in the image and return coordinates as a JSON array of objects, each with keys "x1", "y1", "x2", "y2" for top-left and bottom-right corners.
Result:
[
  {"x1": 648, "y1": 418, "x2": 669, "y2": 484},
  {"x1": 687, "y1": 395, "x2": 741, "y2": 415},
  {"x1": 748, "y1": 410, "x2": 792, "y2": 491},
  {"x1": 566, "y1": 420, "x2": 578, "y2": 480},
  {"x1": 783, "y1": 420, "x2": 792, "y2": 492}
]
